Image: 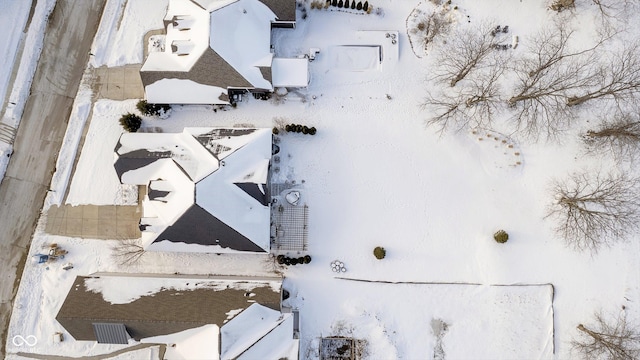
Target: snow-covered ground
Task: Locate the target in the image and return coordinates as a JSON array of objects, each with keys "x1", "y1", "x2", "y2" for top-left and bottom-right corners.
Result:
[
  {"x1": 6, "y1": 0, "x2": 640, "y2": 359},
  {"x1": 90, "y1": 0, "x2": 168, "y2": 67},
  {"x1": 0, "y1": 1, "x2": 32, "y2": 110},
  {"x1": 0, "y1": 0, "x2": 57, "y2": 185}
]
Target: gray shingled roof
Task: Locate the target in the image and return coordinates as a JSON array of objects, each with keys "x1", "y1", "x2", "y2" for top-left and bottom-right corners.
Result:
[
  {"x1": 56, "y1": 276, "x2": 282, "y2": 341},
  {"x1": 141, "y1": 47, "x2": 252, "y2": 91},
  {"x1": 153, "y1": 204, "x2": 267, "y2": 252},
  {"x1": 259, "y1": 0, "x2": 296, "y2": 22}
]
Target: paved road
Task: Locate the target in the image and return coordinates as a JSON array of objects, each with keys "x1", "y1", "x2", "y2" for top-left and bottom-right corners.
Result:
[{"x1": 0, "y1": 0, "x2": 106, "y2": 356}]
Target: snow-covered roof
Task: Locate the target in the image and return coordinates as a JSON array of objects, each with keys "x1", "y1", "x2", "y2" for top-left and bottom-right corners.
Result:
[
  {"x1": 141, "y1": 0, "x2": 299, "y2": 103},
  {"x1": 114, "y1": 128, "x2": 272, "y2": 253},
  {"x1": 145, "y1": 78, "x2": 229, "y2": 104},
  {"x1": 142, "y1": 324, "x2": 220, "y2": 360},
  {"x1": 209, "y1": 0, "x2": 275, "y2": 90},
  {"x1": 272, "y1": 58, "x2": 309, "y2": 88},
  {"x1": 141, "y1": 0, "x2": 210, "y2": 72},
  {"x1": 221, "y1": 303, "x2": 298, "y2": 360},
  {"x1": 56, "y1": 275, "x2": 283, "y2": 344}
]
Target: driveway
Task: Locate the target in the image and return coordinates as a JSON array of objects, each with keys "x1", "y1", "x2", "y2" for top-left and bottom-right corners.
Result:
[{"x1": 0, "y1": 0, "x2": 106, "y2": 355}]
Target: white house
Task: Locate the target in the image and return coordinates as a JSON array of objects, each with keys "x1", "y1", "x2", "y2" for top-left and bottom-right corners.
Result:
[
  {"x1": 114, "y1": 128, "x2": 273, "y2": 253},
  {"x1": 140, "y1": 0, "x2": 309, "y2": 105}
]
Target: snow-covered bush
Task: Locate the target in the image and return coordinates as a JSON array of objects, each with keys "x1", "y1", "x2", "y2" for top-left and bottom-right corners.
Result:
[
  {"x1": 373, "y1": 246, "x2": 386, "y2": 259},
  {"x1": 550, "y1": 0, "x2": 574, "y2": 12},
  {"x1": 136, "y1": 100, "x2": 171, "y2": 118},
  {"x1": 494, "y1": 230, "x2": 509, "y2": 243},
  {"x1": 119, "y1": 113, "x2": 142, "y2": 133}
]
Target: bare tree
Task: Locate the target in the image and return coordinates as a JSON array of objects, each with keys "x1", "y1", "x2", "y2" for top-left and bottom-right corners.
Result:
[
  {"x1": 432, "y1": 22, "x2": 500, "y2": 87},
  {"x1": 408, "y1": 10, "x2": 451, "y2": 56},
  {"x1": 508, "y1": 22, "x2": 602, "y2": 140},
  {"x1": 423, "y1": 65, "x2": 504, "y2": 134},
  {"x1": 111, "y1": 239, "x2": 146, "y2": 265},
  {"x1": 582, "y1": 109, "x2": 640, "y2": 163},
  {"x1": 567, "y1": 42, "x2": 640, "y2": 106},
  {"x1": 546, "y1": 171, "x2": 640, "y2": 253},
  {"x1": 572, "y1": 310, "x2": 640, "y2": 360},
  {"x1": 591, "y1": 0, "x2": 639, "y2": 23}
]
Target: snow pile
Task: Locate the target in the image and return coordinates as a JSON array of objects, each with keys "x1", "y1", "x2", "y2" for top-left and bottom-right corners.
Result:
[
  {"x1": 2, "y1": 0, "x2": 57, "y2": 128},
  {"x1": 46, "y1": 75, "x2": 94, "y2": 208},
  {"x1": 0, "y1": 0, "x2": 32, "y2": 111},
  {"x1": 0, "y1": 0, "x2": 57, "y2": 184}
]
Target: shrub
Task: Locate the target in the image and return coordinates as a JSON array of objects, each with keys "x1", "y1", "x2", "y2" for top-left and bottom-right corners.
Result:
[
  {"x1": 136, "y1": 100, "x2": 171, "y2": 117},
  {"x1": 277, "y1": 255, "x2": 285, "y2": 264},
  {"x1": 357, "y1": 1, "x2": 363, "y2": 10},
  {"x1": 494, "y1": 230, "x2": 509, "y2": 243},
  {"x1": 351, "y1": 1, "x2": 356, "y2": 9},
  {"x1": 119, "y1": 113, "x2": 142, "y2": 132},
  {"x1": 345, "y1": 0, "x2": 350, "y2": 8},
  {"x1": 309, "y1": 127, "x2": 317, "y2": 135},
  {"x1": 550, "y1": 0, "x2": 574, "y2": 11},
  {"x1": 332, "y1": 0, "x2": 337, "y2": 6},
  {"x1": 363, "y1": 1, "x2": 369, "y2": 11},
  {"x1": 272, "y1": 127, "x2": 279, "y2": 135},
  {"x1": 338, "y1": 0, "x2": 343, "y2": 7},
  {"x1": 302, "y1": 126, "x2": 309, "y2": 134},
  {"x1": 373, "y1": 246, "x2": 386, "y2": 259},
  {"x1": 304, "y1": 255, "x2": 312, "y2": 264}
]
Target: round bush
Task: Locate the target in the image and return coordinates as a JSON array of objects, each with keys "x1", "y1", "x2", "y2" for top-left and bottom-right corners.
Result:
[
  {"x1": 373, "y1": 246, "x2": 386, "y2": 260},
  {"x1": 304, "y1": 255, "x2": 312, "y2": 264},
  {"x1": 309, "y1": 127, "x2": 317, "y2": 135},
  {"x1": 119, "y1": 113, "x2": 142, "y2": 132},
  {"x1": 272, "y1": 127, "x2": 279, "y2": 135},
  {"x1": 277, "y1": 255, "x2": 285, "y2": 264},
  {"x1": 494, "y1": 230, "x2": 509, "y2": 243}
]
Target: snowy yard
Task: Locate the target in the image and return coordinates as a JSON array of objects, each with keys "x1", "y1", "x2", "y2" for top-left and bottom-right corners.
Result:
[
  {"x1": 6, "y1": 0, "x2": 640, "y2": 359},
  {"x1": 286, "y1": 279, "x2": 554, "y2": 359}
]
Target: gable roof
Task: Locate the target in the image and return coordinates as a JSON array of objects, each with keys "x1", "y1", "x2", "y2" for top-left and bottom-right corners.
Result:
[
  {"x1": 114, "y1": 128, "x2": 272, "y2": 253},
  {"x1": 56, "y1": 275, "x2": 282, "y2": 342}
]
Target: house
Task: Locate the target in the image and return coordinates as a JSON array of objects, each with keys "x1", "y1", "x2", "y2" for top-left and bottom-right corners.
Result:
[
  {"x1": 140, "y1": 0, "x2": 309, "y2": 105},
  {"x1": 114, "y1": 127, "x2": 273, "y2": 253},
  {"x1": 56, "y1": 275, "x2": 299, "y2": 359}
]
